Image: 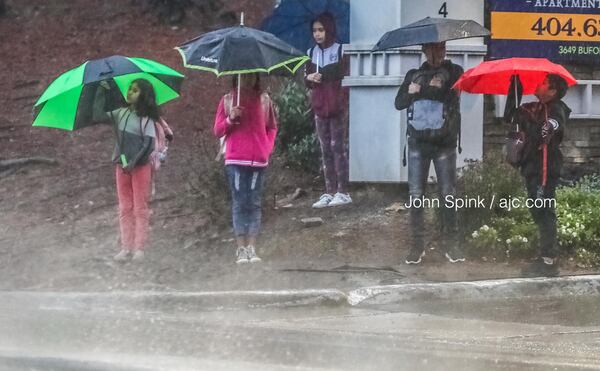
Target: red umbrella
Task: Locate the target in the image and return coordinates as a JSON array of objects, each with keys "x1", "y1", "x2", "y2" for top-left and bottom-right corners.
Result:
[
  {"x1": 452, "y1": 57, "x2": 576, "y2": 95},
  {"x1": 452, "y1": 58, "x2": 577, "y2": 189}
]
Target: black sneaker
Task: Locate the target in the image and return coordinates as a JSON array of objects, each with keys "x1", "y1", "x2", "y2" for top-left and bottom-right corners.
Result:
[
  {"x1": 445, "y1": 246, "x2": 466, "y2": 263},
  {"x1": 522, "y1": 257, "x2": 559, "y2": 277},
  {"x1": 405, "y1": 249, "x2": 425, "y2": 265}
]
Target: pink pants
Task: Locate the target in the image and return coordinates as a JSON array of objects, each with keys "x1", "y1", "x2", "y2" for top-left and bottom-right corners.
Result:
[{"x1": 115, "y1": 163, "x2": 152, "y2": 250}]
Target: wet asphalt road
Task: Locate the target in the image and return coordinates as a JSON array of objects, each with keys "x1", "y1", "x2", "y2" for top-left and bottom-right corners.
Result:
[{"x1": 1, "y1": 292, "x2": 600, "y2": 370}]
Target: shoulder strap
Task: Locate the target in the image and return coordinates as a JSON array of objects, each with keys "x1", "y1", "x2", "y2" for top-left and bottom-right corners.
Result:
[
  {"x1": 141, "y1": 117, "x2": 151, "y2": 133},
  {"x1": 224, "y1": 93, "x2": 233, "y2": 116},
  {"x1": 403, "y1": 111, "x2": 408, "y2": 167},
  {"x1": 402, "y1": 131, "x2": 408, "y2": 167},
  {"x1": 309, "y1": 45, "x2": 316, "y2": 59},
  {"x1": 118, "y1": 109, "x2": 133, "y2": 155},
  {"x1": 458, "y1": 122, "x2": 462, "y2": 154},
  {"x1": 116, "y1": 108, "x2": 128, "y2": 124},
  {"x1": 260, "y1": 92, "x2": 269, "y2": 114},
  {"x1": 456, "y1": 89, "x2": 462, "y2": 154}
]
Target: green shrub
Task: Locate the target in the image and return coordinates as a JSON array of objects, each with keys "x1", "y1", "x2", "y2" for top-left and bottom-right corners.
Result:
[
  {"x1": 272, "y1": 80, "x2": 320, "y2": 174},
  {"x1": 456, "y1": 155, "x2": 526, "y2": 239},
  {"x1": 286, "y1": 133, "x2": 321, "y2": 174},
  {"x1": 574, "y1": 248, "x2": 600, "y2": 268},
  {"x1": 576, "y1": 173, "x2": 600, "y2": 192},
  {"x1": 555, "y1": 179, "x2": 600, "y2": 264},
  {"x1": 459, "y1": 159, "x2": 600, "y2": 265},
  {"x1": 466, "y1": 224, "x2": 503, "y2": 259},
  {"x1": 457, "y1": 155, "x2": 541, "y2": 261},
  {"x1": 272, "y1": 80, "x2": 313, "y2": 151}
]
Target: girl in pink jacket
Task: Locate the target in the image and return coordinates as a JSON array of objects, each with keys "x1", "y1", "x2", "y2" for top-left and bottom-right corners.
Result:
[{"x1": 214, "y1": 73, "x2": 278, "y2": 264}]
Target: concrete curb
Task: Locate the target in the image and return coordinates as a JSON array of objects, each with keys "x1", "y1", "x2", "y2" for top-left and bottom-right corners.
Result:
[
  {"x1": 4, "y1": 275, "x2": 600, "y2": 310},
  {"x1": 347, "y1": 274, "x2": 600, "y2": 306},
  {"x1": 1, "y1": 289, "x2": 347, "y2": 311}
]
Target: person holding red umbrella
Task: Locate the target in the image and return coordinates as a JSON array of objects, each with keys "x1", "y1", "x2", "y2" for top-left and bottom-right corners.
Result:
[
  {"x1": 509, "y1": 74, "x2": 571, "y2": 277},
  {"x1": 454, "y1": 58, "x2": 576, "y2": 276}
]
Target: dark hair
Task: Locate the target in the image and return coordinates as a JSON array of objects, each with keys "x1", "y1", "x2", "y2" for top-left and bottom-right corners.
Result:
[
  {"x1": 231, "y1": 73, "x2": 262, "y2": 92},
  {"x1": 547, "y1": 74, "x2": 568, "y2": 100},
  {"x1": 311, "y1": 12, "x2": 337, "y2": 46},
  {"x1": 130, "y1": 78, "x2": 160, "y2": 121}
]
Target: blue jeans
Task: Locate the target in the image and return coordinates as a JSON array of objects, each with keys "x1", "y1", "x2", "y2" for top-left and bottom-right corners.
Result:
[
  {"x1": 226, "y1": 165, "x2": 265, "y2": 237},
  {"x1": 407, "y1": 140, "x2": 458, "y2": 251}
]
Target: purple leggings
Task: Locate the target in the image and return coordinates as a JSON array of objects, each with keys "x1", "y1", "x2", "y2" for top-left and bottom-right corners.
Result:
[{"x1": 315, "y1": 115, "x2": 349, "y2": 194}]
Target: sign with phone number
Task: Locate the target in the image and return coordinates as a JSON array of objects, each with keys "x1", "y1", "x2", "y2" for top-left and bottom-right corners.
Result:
[{"x1": 489, "y1": 0, "x2": 600, "y2": 63}]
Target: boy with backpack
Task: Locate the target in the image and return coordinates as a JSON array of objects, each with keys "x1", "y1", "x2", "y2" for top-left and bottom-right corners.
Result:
[{"x1": 395, "y1": 41, "x2": 464, "y2": 265}]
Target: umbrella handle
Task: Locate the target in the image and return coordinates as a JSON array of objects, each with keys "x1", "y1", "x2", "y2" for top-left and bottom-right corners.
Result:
[
  {"x1": 514, "y1": 75, "x2": 518, "y2": 109},
  {"x1": 316, "y1": 52, "x2": 320, "y2": 74},
  {"x1": 515, "y1": 76, "x2": 519, "y2": 132},
  {"x1": 542, "y1": 104, "x2": 549, "y2": 187},
  {"x1": 542, "y1": 143, "x2": 548, "y2": 188},
  {"x1": 237, "y1": 74, "x2": 241, "y2": 106},
  {"x1": 514, "y1": 76, "x2": 518, "y2": 132}
]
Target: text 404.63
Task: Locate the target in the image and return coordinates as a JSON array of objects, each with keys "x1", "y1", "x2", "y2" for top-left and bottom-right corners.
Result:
[{"x1": 532, "y1": 17, "x2": 600, "y2": 38}]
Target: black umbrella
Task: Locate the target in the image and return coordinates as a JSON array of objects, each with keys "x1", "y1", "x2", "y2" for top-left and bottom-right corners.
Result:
[
  {"x1": 372, "y1": 17, "x2": 490, "y2": 51},
  {"x1": 175, "y1": 18, "x2": 309, "y2": 77},
  {"x1": 176, "y1": 14, "x2": 309, "y2": 105}
]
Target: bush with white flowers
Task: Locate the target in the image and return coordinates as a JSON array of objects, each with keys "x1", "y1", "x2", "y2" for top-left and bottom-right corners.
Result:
[{"x1": 459, "y1": 157, "x2": 600, "y2": 266}]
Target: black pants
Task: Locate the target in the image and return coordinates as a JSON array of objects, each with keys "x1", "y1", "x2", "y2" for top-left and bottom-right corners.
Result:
[{"x1": 525, "y1": 176, "x2": 558, "y2": 258}]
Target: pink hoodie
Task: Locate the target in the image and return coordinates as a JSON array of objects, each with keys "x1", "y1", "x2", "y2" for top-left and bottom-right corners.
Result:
[{"x1": 213, "y1": 90, "x2": 278, "y2": 167}]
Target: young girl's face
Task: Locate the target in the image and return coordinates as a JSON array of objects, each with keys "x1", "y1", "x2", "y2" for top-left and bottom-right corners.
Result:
[
  {"x1": 126, "y1": 83, "x2": 141, "y2": 105},
  {"x1": 312, "y1": 21, "x2": 326, "y2": 45}
]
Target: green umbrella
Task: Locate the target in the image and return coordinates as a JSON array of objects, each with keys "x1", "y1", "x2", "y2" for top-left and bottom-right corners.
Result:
[{"x1": 33, "y1": 55, "x2": 184, "y2": 131}]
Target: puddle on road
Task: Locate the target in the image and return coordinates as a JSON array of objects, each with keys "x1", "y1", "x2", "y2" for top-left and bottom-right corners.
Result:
[{"x1": 381, "y1": 295, "x2": 600, "y2": 327}]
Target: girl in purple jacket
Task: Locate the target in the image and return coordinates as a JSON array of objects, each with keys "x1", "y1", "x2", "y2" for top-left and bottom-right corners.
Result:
[{"x1": 305, "y1": 12, "x2": 351, "y2": 209}]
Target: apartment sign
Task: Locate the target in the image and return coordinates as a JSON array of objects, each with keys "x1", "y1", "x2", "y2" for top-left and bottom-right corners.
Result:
[{"x1": 489, "y1": 0, "x2": 600, "y2": 62}]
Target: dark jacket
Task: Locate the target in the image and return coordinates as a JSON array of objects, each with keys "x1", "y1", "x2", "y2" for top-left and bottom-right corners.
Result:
[
  {"x1": 305, "y1": 43, "x2": 347, "y2": 118},
  {"x1": 304, "y1": 13, "x2": 347, "y2": 118},
  {"x1": 516, "y1": 99, "x2": 571, "y2": 179},
  {"x1": 395, "y1": 60, "x2": 463, "y2": 147}
]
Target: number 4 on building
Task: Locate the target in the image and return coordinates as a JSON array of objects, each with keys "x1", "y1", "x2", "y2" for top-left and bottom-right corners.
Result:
[{"x1": 439, "y1": 2, "x2": 448, "y2": 18}]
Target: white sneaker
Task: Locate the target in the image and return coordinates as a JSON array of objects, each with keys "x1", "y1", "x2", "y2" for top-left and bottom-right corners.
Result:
[
  {"x1": 328, "y1": 192, "x2": 352, "y2": 207},
  {"x1": 131, "y1": 250, "x2": 145, "y2": 262},
  {"x1": 246, "y1": 245, "x2": 262, "y2": 263},
  {"x1": 312, "y1": 193, "x2": 333, "y2": 209},
  {"x1": 236, "y1": 246, "x2": 249, "y2": 264},
  {"x1": 114, "y1": 249, "x2": 130, "y2": 262}
]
